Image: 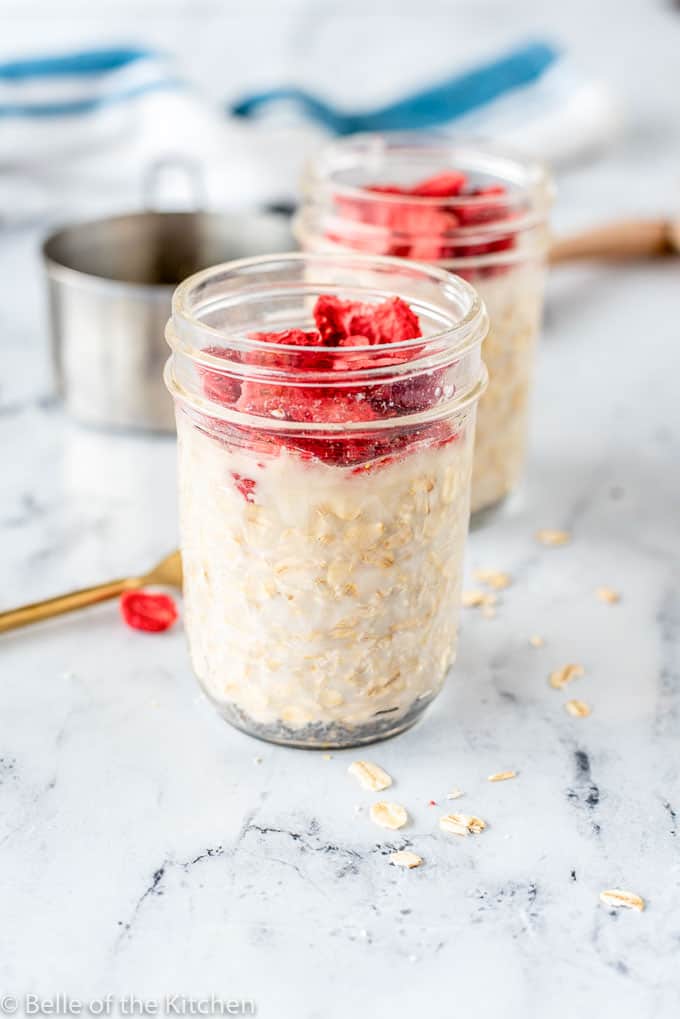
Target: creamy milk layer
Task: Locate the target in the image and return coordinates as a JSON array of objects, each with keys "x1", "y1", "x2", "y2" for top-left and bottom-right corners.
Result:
[
  {"x1": 467, "y1": 263, "x2": 545, "y2": 514},
  {"x1": 177, "y1": 411, "x2": 475, "y2": 735}
]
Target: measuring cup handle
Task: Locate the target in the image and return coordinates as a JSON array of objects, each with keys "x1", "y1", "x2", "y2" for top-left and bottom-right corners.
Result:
[{"x1": 142, "y1": 156, "x2": 207, "y2": 212}]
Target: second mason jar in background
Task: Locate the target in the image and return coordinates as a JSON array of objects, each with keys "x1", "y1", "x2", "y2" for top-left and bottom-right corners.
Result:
[{"x1": 294, "y1": 134, "x2": 553, "y2": 518}]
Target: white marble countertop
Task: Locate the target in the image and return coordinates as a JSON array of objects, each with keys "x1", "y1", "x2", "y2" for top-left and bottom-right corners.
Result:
[{"x1": 2, "y1": 7, "x2": 680, "y2": 1014}]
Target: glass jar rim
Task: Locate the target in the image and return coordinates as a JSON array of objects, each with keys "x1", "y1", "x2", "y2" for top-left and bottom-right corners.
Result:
[
  {"x1": 165, "y1": 250, "x2": 489, "y2": 434},
  {"x1": 165, "y1": 360, "x2": 489, "y2": 433},
  {"x1": 169, "y1": 250, "x2": 488, "y2": 366},
  {"x1": 301, "y1": 132, "x2": 554, "y2": 227}
]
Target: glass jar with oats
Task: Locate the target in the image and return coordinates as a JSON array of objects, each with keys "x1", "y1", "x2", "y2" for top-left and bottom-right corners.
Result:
[
  {"x1": 294, "y1": 134, "x2": 553, "y2": 519},
  {"x1": 165, "y1": 252, "x2": 488, "y2": 747}
]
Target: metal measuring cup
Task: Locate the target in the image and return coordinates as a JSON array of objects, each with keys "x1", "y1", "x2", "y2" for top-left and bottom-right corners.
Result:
[{"x1": 42, "y1": 160, "x2": 293, "y2": 432}]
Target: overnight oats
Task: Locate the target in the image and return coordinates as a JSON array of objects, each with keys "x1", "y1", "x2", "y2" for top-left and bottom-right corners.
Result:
[
  {"x1": 165, "y1": 253, "x2": 488, "y2": 747},
  {"x1": 294, "y1": 135, "x2": 553, "y2": 517}
]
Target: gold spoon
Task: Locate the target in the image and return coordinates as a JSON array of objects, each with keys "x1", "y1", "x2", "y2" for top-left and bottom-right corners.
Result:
[{"x1": 0, "y1": 549, "x2": 182, "y2": 634}]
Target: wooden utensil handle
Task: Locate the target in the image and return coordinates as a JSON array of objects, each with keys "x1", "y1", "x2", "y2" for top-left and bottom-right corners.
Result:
[
  {"x1": 550, "y1": 219, "x2": 675, "y2": 263},
  {"x1": 0, "y1": 577, "x2": 137, "y2": 634}
]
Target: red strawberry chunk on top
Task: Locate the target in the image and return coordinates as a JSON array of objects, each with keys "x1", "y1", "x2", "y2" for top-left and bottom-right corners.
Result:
[
  {"x1": 332, "y1": 172, "x2": 516, "y2": 267},
  {"x1": 249, "y1": 328, "x2": 322, "y2": 347},
  {"x1": 248, "y1": 328, "x2": 327, "y2": 372},
  {"x1": 196, "y1": 294, "x2": 447, "y2": 466},
  {"x1": 313, "y1": 295, "x2": 375, "y2": 345},
  {"x1": 313, "y1": 295, "x2": 421, "y2": 346},
  {"x1": 410, "y1": 171, "x2": 467, "y2": 197},
  {"x1": 368, "y1": 296, "x2": 422, "y2": 344}
]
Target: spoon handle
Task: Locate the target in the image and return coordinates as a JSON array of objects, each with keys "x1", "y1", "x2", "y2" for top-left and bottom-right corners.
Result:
[
  {"x1": 0, "y1": 577, "x2": 137, "y2": 634},
  {"x1": 550, "y1": 219, "x2": 676, "y2": 263}
]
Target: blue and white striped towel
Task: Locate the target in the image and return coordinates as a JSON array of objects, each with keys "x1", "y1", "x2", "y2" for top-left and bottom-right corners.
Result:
[{"x1": 0, "y1": 42, "x2": 620, "y2": 224}]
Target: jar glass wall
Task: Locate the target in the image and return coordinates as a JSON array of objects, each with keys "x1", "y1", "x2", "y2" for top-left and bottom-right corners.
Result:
[
  {"x1": 294, "y1": 135, "x2": 553, "y2": 517},
  {"x1": 165, "y1": 252, "x2": 488, "y2": 748}
]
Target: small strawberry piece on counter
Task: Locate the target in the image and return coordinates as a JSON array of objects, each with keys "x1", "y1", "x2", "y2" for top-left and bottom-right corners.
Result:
[{"x1": 120, "y1": 590, "x2": 178, "y2": 633}]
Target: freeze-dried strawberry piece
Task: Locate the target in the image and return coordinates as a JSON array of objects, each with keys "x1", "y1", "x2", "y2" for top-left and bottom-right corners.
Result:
[
  {"x1": 291, "y1": 423, "x2": 404, "y2": 468},
  {"x1": 248, "y1": 328, "x2": 327, "y2": 372},
  {"x1": 407, "y1": 236, "x2": 447, "y2": 261},
  {"x1": 410, "y1": 171, "x2": 467, "y2": 197},
  {"x1": 236, "y1": 381, "x2": 296, "y2": 419},
  {"x1": 456, "y1": 185, "x2": 508, "y2": 226},
  {"x1": 369, "y1": 370, "x2": 446, "y2": 417},
  {"x1": 368, "y1": 173, "x2": 467, "y2": 199},
  {"x1": 237, "y1": 379, "x2": 375, "y2": 424},
  {"x1": 337, "y1": 334, "x2": 372, "y2": 346},
  {"x1": 199, "y1": 295, "x2": 437, "y2": 466},
  {"x1": 198, "y1": 346, "x2": 242, "y2": 406},
  {"x1": 313, "y1": 295, "x2": 421, "y2": 346},
  {"x1": 327, "y1": 227, "x2": 394, "y2": 256},
  {"x1": 332, "y1": 334, "x2": 410, "y2": 372},
  {"x1": 369, "y1": 296, "x2": 422, "y2": 344},
  {"x1": 382, "y1": 202, "x2": 457, "y2": 245},
  {"x1": 209, "y1": 329, "x2": 326, "y2": 418},
  {"x1": 313, "y1": 296, "x2": 376, "y2": 345},
  {"x1": 331, "y1": 174, "x2": 516, "y2": 268},
  {"x1": 367, "y1": 184, "x2": 408, "y2": 195},
  {"x1": 231, "y1": 472, "x2": 256, "y2": 502},
  {"x1": 120, "y1": 590, "x2": 178, "y2": 633},
  {"x1": 249, "y1": 328, "x2": 322, "y2": 347}
]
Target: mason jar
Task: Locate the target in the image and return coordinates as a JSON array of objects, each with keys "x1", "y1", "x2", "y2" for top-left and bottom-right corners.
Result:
[
  {"x1": 165, "y1": 252, "x2": 488, "y2": 748},
  {"x1": 294, "y1": 134, "x2": 553, "y2": 518}
]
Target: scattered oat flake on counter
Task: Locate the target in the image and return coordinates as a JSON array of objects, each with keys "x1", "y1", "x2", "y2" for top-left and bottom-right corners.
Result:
[
  {"x1": 565, "y1": 698, "x2": 591, "y2": 718},
  {"x1": 597, "y1": 587, "x2": 621, "y2": 604},
  {"x1": 600, "y1": 889, "x2": 645, "y2": 912},
  {"x1": 462, "y1": 590, "x2": 497, "y2": 609},
  {"x1": 370, "y1": 801, "x2": 408, "y2": 830},
  {"x1": 119, "y1": 590, "x2": 178, "y2": 633},
  {"x1": 549, "y1": 663, "x2": 585, "y2": 690},
  {"x1": 488, "y1": 770, "x2": 517, "y2": 783},
  {"x1": 529, "y1": 635, "x2": 545, "y2": 648},
  {"x1": 446, "y1": 788, "x2": 464, "y2": 800},
  {"x1": 473, "y1": 569, "x2": 512, "y2": 590},
  {"x1": 439, "y1": 813, "x2": 486, "y2": 836},
  {"x1": 389, "y1": 850, "x2": 423, "y2": 869},
  {"x1": 348, "y1": 760, "x2": 392, "y2": 791},
  {"x1": 535, "y1": 528, "x2": 571, "y2": 546},
  {"x1": 323, "y1": 753, "x2": 333, "y2": 761}
]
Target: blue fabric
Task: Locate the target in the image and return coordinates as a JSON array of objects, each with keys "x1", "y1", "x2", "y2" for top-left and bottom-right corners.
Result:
[
  {"x1": 0, "y1": 47, "x2": 181, "y2": 118},
  {"x1": 230, "y1": 40, "x2": 560, "y2": 134},
  {"x1": 0, "y1": 79, "x2": 182, "y2": 118},
  {"x1": 1, "y1": 39, "x2": 559, "y2": 125},
  {"x1": 0, "y1": 47, "x2": 156, "y2": 80}
]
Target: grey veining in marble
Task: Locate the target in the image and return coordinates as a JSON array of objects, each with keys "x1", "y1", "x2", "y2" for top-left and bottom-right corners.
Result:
[{"x1": 2, "y1": 2, "x2": 680, "y2": 1016}]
